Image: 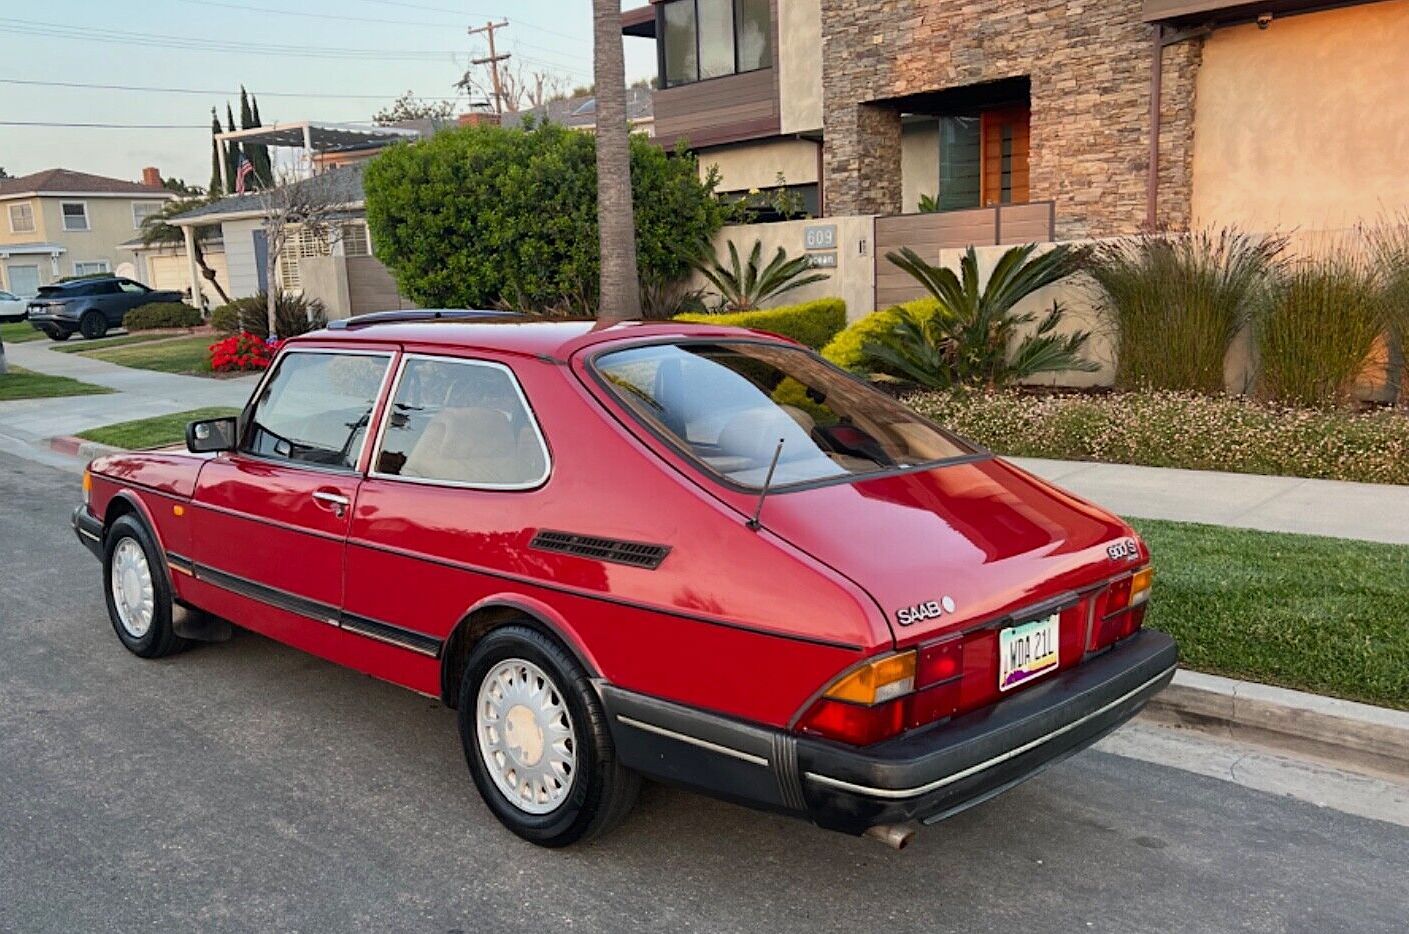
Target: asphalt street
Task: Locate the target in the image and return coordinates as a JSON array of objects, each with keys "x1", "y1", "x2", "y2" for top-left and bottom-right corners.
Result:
[{"x1": 1, "y1": 448, "x2": 1405, "y2": 934}]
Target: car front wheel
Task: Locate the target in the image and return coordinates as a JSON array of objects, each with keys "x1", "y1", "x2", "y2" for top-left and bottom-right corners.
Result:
[
  {"x1": 103, "y1": 514, "x2": 186, "y2": 658},
  {"x1": 458, "y1": 625, "x2": 639, "y2": 847}
]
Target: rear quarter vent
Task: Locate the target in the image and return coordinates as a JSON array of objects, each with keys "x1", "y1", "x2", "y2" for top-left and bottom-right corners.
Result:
[{"x1": 529, "y1": 530, "x2": 671, "y2": 569}]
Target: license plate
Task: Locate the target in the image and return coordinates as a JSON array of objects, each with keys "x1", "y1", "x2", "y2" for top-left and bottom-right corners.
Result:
[{"x1": 998, "y1": 613, "x2": 1060, "y2": 691}]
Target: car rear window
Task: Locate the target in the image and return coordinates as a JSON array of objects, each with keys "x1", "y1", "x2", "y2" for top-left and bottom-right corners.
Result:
[{"x1": 593, "y1": 341, "x2": 977, "y2": 490}]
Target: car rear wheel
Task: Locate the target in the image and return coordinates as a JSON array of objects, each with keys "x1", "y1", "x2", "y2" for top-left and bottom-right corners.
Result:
[
  {"x1": 103, "y1": 514, "x2": 186, "y2": 658},
  {"x1": 79, "y1": 311, "x2": 108, "y2": 340},
  {"x1": 47, "y1": 329, "x2": 70, "y2": 342},
  {"x1": 458, "y1": 625, "x2": 639, "y2": 847}
]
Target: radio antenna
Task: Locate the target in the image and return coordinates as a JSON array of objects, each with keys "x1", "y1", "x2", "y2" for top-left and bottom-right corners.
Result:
[{"x1": 747, "y1": 438, "x2": 785, "y2": 531}]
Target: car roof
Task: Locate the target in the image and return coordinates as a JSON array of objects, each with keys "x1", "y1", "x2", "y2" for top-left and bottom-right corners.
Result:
[{"x1": 286, "y1": 311, "x2": 797, "y2": 359}]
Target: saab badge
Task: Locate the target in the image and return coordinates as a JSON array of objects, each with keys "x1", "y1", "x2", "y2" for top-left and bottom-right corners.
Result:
[
  {"x1": 1107, "y1": 538, "x2": 1140, "y2": 562},
  {"x1": 896, "y1": 595, "x2": 957, "y2": 627}
]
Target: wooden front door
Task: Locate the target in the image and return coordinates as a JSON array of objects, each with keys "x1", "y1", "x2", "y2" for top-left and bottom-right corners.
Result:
[{"x1": 981, "y1": 106, "x2": 1031, "y2": 206}]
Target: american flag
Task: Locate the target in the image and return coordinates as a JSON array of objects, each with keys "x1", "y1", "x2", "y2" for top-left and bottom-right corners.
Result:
[{"x1": 234, "y1": 154, "x2": 255, "y2": 194}]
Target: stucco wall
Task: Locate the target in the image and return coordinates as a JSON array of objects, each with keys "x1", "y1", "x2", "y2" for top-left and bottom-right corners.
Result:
[
  {"x1": 299, "y1": 255, "x2": 352, "y2": 319},
  {"x1": 698, "y1": 138, "x2": 821, "y2": 192},
  {"x1": 900, "y1": 120, "x2": 940, "y2": 215},
  {"x1": 1191, "y1": 1, "x2": 1409, "y2": 232},
  {"x1": 36, "y1": 197, "x2": 168, "y2": 278},
  {"x1": 686, "y1": 215, "x2": 876, "y2": 320},
  {"x1": 777, "y1": 0, "x2": 823, "y2": 134}
]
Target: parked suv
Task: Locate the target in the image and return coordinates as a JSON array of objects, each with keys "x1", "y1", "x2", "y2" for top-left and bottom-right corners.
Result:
[
  {"x1": 27, "y1": 276, "x2": 180, "y2": 341},
  {"x1": 72, "y1": 311, "x2": 1175, "y2": 848}
]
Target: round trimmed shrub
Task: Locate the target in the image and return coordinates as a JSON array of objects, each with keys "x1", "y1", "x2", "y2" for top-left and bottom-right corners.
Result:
[{"x1": 821, "y1": 297, "x2": 938, "y2": 372}]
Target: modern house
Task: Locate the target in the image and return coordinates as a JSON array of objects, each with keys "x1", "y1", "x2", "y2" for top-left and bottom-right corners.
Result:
[
  {"x1": 0, "y1": 168, "x2": 175, "y2": 297},
  {"x1": 500, "y1": 87, "x2": 656, "y2": 137},
  {"x1": 623, "y1": 0, "x2": 1409, "y2": 242},
  {"x1": 168, "y1": 162, "x2": 413, "y2": 319}
]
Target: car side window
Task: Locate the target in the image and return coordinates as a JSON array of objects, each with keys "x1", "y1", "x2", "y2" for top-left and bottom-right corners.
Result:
[
  {"x1": 243, "y1": 351, "x2": 391, "y2": 470},
  {"x1": 85, "y1": 281, "x2": 121, "y2": 295},
  {"x1": 118, "y1": 280, "x2": 148, "y2": 294},
  {"x1": 373, "y1": 356, "x2": 549, "y2": 488}
]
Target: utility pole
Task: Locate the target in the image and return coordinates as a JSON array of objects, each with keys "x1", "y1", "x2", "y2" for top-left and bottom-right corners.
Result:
[{"x1": 468, "y1": 20, "x2": 511, "y2": 115}]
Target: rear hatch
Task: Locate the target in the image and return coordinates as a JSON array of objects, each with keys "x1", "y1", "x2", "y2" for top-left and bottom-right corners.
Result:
[
  {"x1": 761, "y1": 456, "x2": 1145, "y2": 711},
  {"x1": 27, "y1": 285, "x2": 72, "y2": 313}
]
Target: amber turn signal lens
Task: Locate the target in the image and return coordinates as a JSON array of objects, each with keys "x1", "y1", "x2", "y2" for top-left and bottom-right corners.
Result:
[
  {"x1": 823, "y1": 652, "x2": 917, "y2": 706},
  {"x1": 1130, "y1": 566, "x2": 1153, "y2": 606},
  {"x1": 82, "y1": 468, "x2": 92, "y2": 504}
]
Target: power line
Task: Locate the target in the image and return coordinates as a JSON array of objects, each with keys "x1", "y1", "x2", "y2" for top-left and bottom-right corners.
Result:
[
  {"x1": 0, "y1": 77, "x2": 463, "y2": 102},
  {"x1": 0, "y1": 121, "x2": 209, "y2": 129},
  {"x1": 350, "y1": 0, "x2": 592, "y2": 47},
  {"x1": 0, "y1": 18, "x2": 466, "y2": 61},
  {"x1": 172, "y1": 0, "x2": 462, "y2": 29}
]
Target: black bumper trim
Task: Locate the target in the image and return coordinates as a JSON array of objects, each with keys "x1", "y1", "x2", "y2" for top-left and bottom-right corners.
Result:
[
  {"x1": 72, "y1": 505, "x2": 104, "y2": 559},
  {"x1": 600, "y1": 629, "x2": 1177, "y2": 835}
]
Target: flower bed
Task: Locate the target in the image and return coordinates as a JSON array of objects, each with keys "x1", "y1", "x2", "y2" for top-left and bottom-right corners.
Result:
[
  {"x1": 907, "y1": 389, "x2": 1409, "y2": 486},
  {"x1": 209, "y1": 332, "x2": 280, "y2": 372}
]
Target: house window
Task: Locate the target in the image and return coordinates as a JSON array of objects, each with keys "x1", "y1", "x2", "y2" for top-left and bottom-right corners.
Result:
[
  {"x1": 8, "y1": 202, "x2": 36, "y2": 234},
  {"x1": 132, "y1": 201, "x2": 163, "y2": 230},
  {"x1": 341, "y1": 222, "x2": 371, "y2": 257},
  {"x1": 61, "y1": 202, "x2": 90, "y2": 231},
  {"x1": 934, "y1": 106, "x2": 1030, "y2": 210},
  {"x1": 660, "y1": 0, "x2": 771, "y2": 87},
  {"x1": 73, "y1": 261, "x2": 111, "y2": 277}
]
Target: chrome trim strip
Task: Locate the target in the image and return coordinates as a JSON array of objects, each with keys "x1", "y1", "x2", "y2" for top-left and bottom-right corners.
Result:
[
  {"x1": 366, "y1": 352, "x2": 553, "y2": 491},
  {"x1": 616, "y1": 715, "x2": 770, "y2": 767},
  {"x1": 77, "y1": 527, "x2": 100, "y2": 542},
  {"x1": 802, "y1": 666, "x2": 1175, "y2": 800}
]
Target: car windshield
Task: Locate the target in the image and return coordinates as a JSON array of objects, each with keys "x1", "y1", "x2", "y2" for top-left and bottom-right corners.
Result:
[{"x1": 594, "y1": 341, "x2": 978, "y2": 489}]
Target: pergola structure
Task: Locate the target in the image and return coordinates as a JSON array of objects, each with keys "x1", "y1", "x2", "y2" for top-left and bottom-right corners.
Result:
[{"x1": 212, "y1": 121, "x2": 420, "y2": 192}]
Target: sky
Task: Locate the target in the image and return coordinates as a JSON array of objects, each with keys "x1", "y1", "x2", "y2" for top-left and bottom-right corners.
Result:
[{"x1": 0, "y1": 0, "x2": 656, "y2": 186}]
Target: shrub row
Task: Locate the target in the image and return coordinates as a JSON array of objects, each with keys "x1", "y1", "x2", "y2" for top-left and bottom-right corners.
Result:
[
  {"x1": 124, "y1": 302, "x2": 202, "y2": 331},
  {"x1": 210, "y1": 292, "x2": 327, "y2": 339},
  {"x1": 907, "y1": 389, "x2": 1409, "y2": 485},
  {"x1": 675, "y1": 298, "x2": 847, "y2": 350}
]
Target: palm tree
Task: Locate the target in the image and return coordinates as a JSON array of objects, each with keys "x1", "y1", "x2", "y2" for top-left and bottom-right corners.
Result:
[
  {"x1": 592, "y1": 0, "x2": 641, "y2": 322},
  {"x1": 140, "y1": 200, "x2": 231, "y2": 305}
]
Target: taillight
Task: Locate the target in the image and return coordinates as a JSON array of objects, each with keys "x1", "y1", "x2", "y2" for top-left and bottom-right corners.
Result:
[
  {"x1": 795, "y1": 643, "x2": 972, "y2": 746},
  {"x1": 1090, "y1": 566, "x2": 1153, "y2": 650}
]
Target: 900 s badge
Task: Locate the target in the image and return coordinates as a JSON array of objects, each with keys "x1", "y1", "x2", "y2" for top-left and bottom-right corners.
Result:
[
  {"x1": 1107, "y1": 538, "x2": 1140, "y2": 561},
  {"x1": 896, "y1": 595, "x2": 957, "y2": 627}
]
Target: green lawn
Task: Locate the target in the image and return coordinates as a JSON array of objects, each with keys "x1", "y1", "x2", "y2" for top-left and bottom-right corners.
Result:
[
  {"x1": 0, "y1": 321, "x2": 45, "y2": 343},
  {"x1": 52, "y1": 332, "x2": 174, "y2": 353},
  {"x1": 1131, "y1": 518, "x2": 1409, "y2": 710},
  {"x1": 77, "y1": 406, "x2": 240, "y2": 449},
  {"x1": 81, "y1": 334, "x2": 214, "y2": 375},
  {"x1": 0, "y1": 365, "x2": 111, "y2": 401}
]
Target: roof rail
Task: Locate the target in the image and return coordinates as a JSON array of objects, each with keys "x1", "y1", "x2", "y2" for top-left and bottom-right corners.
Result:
[{"x1": 326, "y1": 309, "x2": 524, "y2": 330}]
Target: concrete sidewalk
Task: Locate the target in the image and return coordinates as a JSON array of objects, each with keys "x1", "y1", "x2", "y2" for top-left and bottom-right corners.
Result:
[
  {"x1": 0, "y1": 337, "x2": 258, "y2": 465},
  {"x1": 1012, "y1": 456, "x2": 1409, "y2": 545}
]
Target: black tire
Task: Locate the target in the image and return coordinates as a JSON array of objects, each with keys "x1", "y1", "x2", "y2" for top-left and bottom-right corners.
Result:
[
  {"x1": 47, "y1": 329, "x2": 71, "y2": 342},
  {"x1": 79, "y1": 311, "x2": 108, "y2": 340},
  {"x1": 458, "y1": 625, "x2": 639, "y2": 847},
  {"x1": 102, "y1": 514, "x2": 186, "y2": 659}
]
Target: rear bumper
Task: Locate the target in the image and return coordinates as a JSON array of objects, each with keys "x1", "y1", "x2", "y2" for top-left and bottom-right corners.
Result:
[
  {"x1": 29, "y1": 311, "x2": 78, "y2": 332},
  {"x1": 601, "y1": 629, "x2": 1177, "y2": 835},
  {"x1": 73, "y1": 505, "x2": 105, "y2": 560}
]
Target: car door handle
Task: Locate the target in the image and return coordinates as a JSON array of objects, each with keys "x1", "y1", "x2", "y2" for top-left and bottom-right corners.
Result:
[{"x1": 312, "y1": 490, "x2": 351, "y2": 517}]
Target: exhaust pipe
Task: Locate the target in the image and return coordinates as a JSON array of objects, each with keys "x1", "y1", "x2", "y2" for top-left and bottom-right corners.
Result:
[{"x1": 863, "y1": 823, "x2": 917, "y2": 850}]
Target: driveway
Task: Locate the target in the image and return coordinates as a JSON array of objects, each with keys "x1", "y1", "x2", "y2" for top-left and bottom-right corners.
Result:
[{"x1": 1, "y1": 449, "x2": 1405, "y2": 933}]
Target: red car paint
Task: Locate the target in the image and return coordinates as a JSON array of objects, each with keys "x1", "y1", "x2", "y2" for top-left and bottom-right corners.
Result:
[{"x1": 83, "y1": 320, "x2": 1152, "y2": 741}]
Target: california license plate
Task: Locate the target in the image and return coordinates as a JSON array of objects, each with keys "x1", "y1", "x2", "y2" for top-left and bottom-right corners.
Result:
[{"x1": 999, "y1": 614, "x2": 1060, "y2": 691}]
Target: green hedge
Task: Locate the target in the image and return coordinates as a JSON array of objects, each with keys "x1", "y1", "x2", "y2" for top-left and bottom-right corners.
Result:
[
  {"x1": 675, "y1": 298, "x2": 847, "y2": 350},
  {"x1": 124, "y1": 302, "x2": 202, "y2": 331},
  {"x1": 820, "y1": 297, "x2": 938, "y2": 371}
]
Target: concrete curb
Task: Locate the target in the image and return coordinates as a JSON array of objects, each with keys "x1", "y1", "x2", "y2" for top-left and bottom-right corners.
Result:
[
  {"x1": 49, "y1": 435, "x2": 124, "y2": 463},
  {"x1": 1141, "y1": 669, "x2": 1409, "y2": 779}
]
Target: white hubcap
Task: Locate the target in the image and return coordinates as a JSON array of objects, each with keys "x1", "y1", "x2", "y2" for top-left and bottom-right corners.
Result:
[
  {"x1": 110, "y1": 537, "x2": 155, "y2": 638},
  {"x1": 476, "y1": 659, "x2": 577, "y2": 815}
]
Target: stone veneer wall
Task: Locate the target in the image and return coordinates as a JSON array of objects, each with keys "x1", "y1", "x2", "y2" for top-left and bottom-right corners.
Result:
[{"x1": 820, "y1": 0, "x2": 1200, "y2": 239}]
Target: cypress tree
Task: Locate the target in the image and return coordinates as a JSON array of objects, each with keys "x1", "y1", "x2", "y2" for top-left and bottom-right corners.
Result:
[
  {"x1": 250, "y1": 95, "x2": 273, "y2": 187},
  {"x1": 224, "y1": 103, "x2": 242, "y2": 192},
  {"x1": 209, "y1": 107, "x2": 224, "y2": 195}
]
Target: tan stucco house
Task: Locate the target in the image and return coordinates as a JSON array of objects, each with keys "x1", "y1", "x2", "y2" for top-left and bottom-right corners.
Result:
[
  {"x1": 0, "y1": 168, "x2": 175, "y2": 297},
  {"x1": 623, "y1": 0, "x2": 1409, "y2": 240}
]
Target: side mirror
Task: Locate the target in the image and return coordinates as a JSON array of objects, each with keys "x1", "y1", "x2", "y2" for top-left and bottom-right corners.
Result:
[{"x1": 186, "y1": 416, "x2": 238, "y2": 453}]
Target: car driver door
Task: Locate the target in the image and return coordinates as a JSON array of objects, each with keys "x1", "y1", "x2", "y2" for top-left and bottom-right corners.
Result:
[{"x1": 188, "y1": 347, "x2": 394, "y2": 650}]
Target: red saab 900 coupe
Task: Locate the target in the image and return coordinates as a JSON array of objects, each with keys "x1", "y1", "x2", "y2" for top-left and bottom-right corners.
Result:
[{"x1": 74, "y1": 311, "x2": 1175, "y2": 848}]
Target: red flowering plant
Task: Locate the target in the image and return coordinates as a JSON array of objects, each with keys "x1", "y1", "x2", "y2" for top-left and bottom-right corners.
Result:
[{"x1": 209, "y1": 331, "x2": 282, "y2": 372}]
